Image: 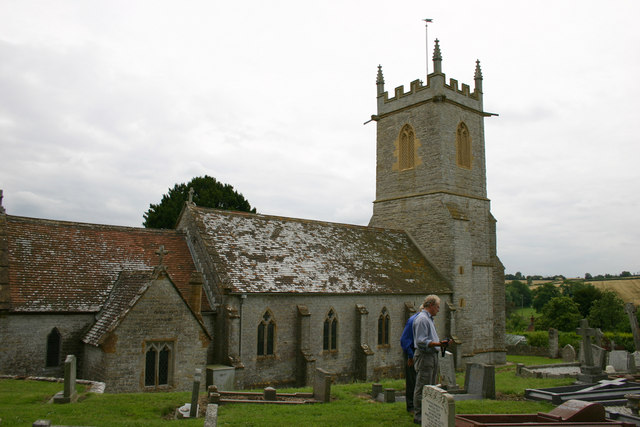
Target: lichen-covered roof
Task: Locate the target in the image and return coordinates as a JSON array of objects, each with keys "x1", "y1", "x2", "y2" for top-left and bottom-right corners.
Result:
[
  {"x1": 6, "y1": 215, "x2": 206, "y2": 312},
  {"x1": 82, "y1": 270, "x2": 153, "y2": 346},
  {"x1": 187, "y1": 206, "x2": 451, "y2": 294}
]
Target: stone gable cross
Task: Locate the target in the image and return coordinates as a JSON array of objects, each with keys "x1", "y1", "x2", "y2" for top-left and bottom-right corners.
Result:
[
  {"x1": 155, "y1": 245, "x2": 169, "y2": 266},
  {"x1": 576, "y1": 318, "x2": 596, "y2": 367},
  {"x1": 188, "y1": 187, "x2": 195, "y2": 204}
]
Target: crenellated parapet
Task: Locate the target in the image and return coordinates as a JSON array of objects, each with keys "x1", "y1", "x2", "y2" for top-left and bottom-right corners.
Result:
[{"x1": 376, "y1": 39, "x2": 485, "y2": 117}]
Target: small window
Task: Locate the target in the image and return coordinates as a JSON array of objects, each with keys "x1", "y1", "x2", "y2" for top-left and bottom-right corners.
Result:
[
  {"x1": 399, "y1": 124, "x2": 416, "y2": 170},
  {"x1": 46, "y1": 328, "x2": 61, "y2": 367},
  {"x1": 323, "y1": 309, "x2": 338, "y2": 351},
  {"x1": 257, "y1": 310, "x2": 276, "y2": 356},
  {"x1": 456, "y1": 122, "x2": 472, "y2": 169},
  {"x1": 377, "y1": 307, "x2": 390, "y2": 346},
  {"x1": 144, "y1": 341, "x2": 173, "y2": 388}
]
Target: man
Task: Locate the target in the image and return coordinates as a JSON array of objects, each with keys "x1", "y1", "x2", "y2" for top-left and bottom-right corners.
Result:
[
  {"x1": 400, "y1": 307, "x2": 421, "y2": 413},
  {"x1": 412, "y1": 295, "x2": 448, "y2": 425}
]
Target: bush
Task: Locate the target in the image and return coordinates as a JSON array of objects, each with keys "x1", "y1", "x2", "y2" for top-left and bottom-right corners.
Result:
[
  {"x1": 558, "y1": 332, "x2": 580, "y2": 349},
  {"x1": 523, "y1": 331, "x2": 548, "y2": 347},
  {"x1": 604, "y1": 332, "x2": 635, "y2": 352}
]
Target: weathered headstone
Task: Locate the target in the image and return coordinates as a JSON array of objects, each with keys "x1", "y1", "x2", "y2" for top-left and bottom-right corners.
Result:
[
  {"x1": 384, "y1": 388, "x2": 395, "y2": 403},
  {"x1": 422, "y1": 385, "x2": 455, "y2": 427},
  {"x1": 549, "y1": 328, "x2": 559, "y2": 358},
  {"x1": 438, "y1": 351, "x2": 459, "y2": 391},
  {"x1": 204, "y1": 404, "x2": 218, "y2": 427},
  {"x1": 609, "y1": 350, "x2": 637, "y2": 373},
  {"x1": 576, "y1": 319, "x2": 608, "y2": 383},
  {"x1": 371, "y1": 383, "x2": 382, "y2": 399},
  {"x1": 562, "y1": 344, "x2": 576, "y2": 362},
  {"x1": 264, "y1": 386, "x2": 277, "y2": 401},
  {"x1": 313, "y1": 367, "x2": 332, "y2": 403},
  {"x1": 190, "y1": 368, "x2": 202, "y2": 418},
  {"x1": 633, "y1": 351, "x2": 640, "y2": 370},
  {"x1": 626, "y1": 303, "x2": 640, "y2": 352},
  {"x1": 53, "y1": 355, "x2": 78, "y2": 404}
]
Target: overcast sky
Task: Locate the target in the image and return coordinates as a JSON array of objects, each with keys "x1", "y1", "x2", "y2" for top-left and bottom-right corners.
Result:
[{"x1": 1, "y1": 1, "x2": 639, "y2": 278}]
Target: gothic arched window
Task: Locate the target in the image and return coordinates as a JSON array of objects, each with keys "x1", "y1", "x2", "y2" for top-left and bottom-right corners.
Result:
[
  {"x1": 145, "y1": 341, "x2": 173, "y2": 388},
  {"x1": 257, "y1": 310, "x2": 276, "y2": 356},
  {"x1": 377, "y1": 307, "x2": 390, "y2": 346},
  {"x1": 399, "y1": 124, "x2": 416, "y2": 170},
  {"x1": 456, "y1": 122, "x2": 472, "y2": 169},
  {"x1": 323, "y1": 309, "x2": 338, "y2": 351},
  {"x1": 46, "y1": 328, "x2": 61, "y2": 367}
]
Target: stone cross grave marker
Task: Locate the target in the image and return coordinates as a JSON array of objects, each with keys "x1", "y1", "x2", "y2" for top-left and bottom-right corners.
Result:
[
  {"x1": 190, "y1": 368, "x2": 202, "y2": 418},
  {"x1": 549, "y1": 328, "x2": 559, "y2": 358},
  {"x1": 577, "y1": 319, "x2": 596, "y2": 367},
  {"x1": 53, "y1": 355, "x2": 78, "y2": 404},
  {"x1": 438, "y1": 351, "x2": 459, "y2": 391},
  {"x1": 561, "y1": 344, "x2": 576, "y2": 362},
  {"x1": 626, "y1": 303, "x2": 640, "y2": 351},
  {"x1": 422, "y1": 385, "x2": 455, "y2": 427}
]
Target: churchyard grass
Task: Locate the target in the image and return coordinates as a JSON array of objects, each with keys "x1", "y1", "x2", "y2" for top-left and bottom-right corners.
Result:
[{"x1": 1, "y1": 358, "x2": 572, "y2": 427}]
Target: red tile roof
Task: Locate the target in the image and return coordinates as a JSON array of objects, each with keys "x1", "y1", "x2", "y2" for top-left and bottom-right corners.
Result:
[{"x1": 5, "y1": 215, "x2": 207, "y2": 312}]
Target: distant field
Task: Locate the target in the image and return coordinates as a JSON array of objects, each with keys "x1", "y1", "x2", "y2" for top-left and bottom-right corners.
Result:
[{"x1": 588, "y1": 279, "x2": 640, "y2": 305}]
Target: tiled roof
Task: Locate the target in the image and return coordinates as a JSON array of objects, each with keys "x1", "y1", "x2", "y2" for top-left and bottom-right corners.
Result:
[
  {"x1": 5, "y1": 215, "x2": 206, "y2": 312},
  {"x1": 82, "y1": 269, "x2": 211, "y2": 346},
  {"x1": 82, "y1": 270, "x2": 153, "y2": 346},
  {"x1": 187, "y1": 206, "x2": 452, "y2": 294}
]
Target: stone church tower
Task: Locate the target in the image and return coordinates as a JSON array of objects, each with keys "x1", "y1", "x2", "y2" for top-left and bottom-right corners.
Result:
[{"x1": 369, "y1": 40, "x2": 506, "y2": 365}]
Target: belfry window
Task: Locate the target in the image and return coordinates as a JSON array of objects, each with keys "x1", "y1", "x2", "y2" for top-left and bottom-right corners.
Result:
[
  {"x1": 323, "y1": 309, "x2": 338, "y2": 351},
  {"x1": 456, "y1": 122, "x2": 472, "y2": 169},
  {"x1": 46, "y1": 328, "x2": 61, "y2": 367},
  {"x1": 377, "y1": 307, "x2": 390, "y2": 346},
  {"x1": 257, "y1": 310, "x2": 276, "y2": 356},
  {"x1": 399, "y1": 124, "x2": 416, "y2": 170},
  {"x1": 144, "y1": 341, "x2": 173, "y2": 388}
]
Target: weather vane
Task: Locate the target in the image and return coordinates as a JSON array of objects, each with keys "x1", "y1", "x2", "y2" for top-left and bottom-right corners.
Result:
[{"x1": 423, "y1": 18, "x2": 434, "y2": 77}]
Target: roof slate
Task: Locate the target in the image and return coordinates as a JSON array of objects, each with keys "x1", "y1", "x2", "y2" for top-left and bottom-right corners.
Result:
[
  {"x1": 6, "y1": 215, "x2": 206, "y2": 312},
  {"x1": 187, "y1": 206, "x2": 451, "y2": 295}
]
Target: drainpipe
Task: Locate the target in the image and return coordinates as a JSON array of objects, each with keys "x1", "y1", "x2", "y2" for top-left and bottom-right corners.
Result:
[{"x1": 239, "y1": 294, "x2": 247, "y2": 359}]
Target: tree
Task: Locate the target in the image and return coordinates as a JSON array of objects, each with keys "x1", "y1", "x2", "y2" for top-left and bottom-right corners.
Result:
[
  {"x1": 506, "y1": 280, "x2": 532, "y2": 311},
  {"x1": 532, "y1": 283, "x2": 561, "y2": 312},
  {"x1": 588, "y1": 290, "x2": 629, "y2": 332},
  {"x1": 536, "y1": 296, "x2": 581, "y2": 332},
  {"x1": 621, "y1": 271, "x2": 632, "y2": 277},
  {"x1": 143, "y1": 175, "x2": 256, "y2": 229},
  {"x1": 561, "y1": 281, "x2": 602, "y2": 318},
  {"x1": 584, "y1": 273, "x2": 593, "y2": 280}
]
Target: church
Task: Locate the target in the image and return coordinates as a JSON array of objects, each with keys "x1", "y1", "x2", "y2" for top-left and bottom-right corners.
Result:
[{"x1": 0, "y1": 40, "x2": 505, "y2": 392}]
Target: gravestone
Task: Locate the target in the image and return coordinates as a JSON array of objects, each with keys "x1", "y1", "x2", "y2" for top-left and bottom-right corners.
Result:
[
  {"x1": 264, "y1": 386, "x2": 277, "y2": 401},
  {"x1": 625, "y1": 303, "x2": 640, "y2": 351},
  {"x1": 313, "y1": 367, "x2": 332, "y2": 403},
  {"x1": 633, "y1": 351, "x2": 640, "y2": 370},
  {"x1": 549, "y1": 328, "x2": 559, "y2": 358},
  {"x1": 448, "y1": 363, "x2": 495, "y2": 401},
  {"x1": 204, "y1": 404, "x2": 218, "y2": 427},
  {"x1": 371, "y1": 383, "x2": 382, "y2": 399},
  {"x1": 384, "y1": 388, "x2": 395, "y2": 403},
  {"x1": 53, "y1": 355, "x2": 78, "y2": 404},
  {"x1": 438, "y1": 351, "x2": 459, "y2": 391},
  {"x1": 609, "y1": 350, "x2": 637, "y2": 373},
  {"x1": 422, "y1": 385, "x2": 455, "y2": 427},
  {"x1": 576, "y1": 319, "x2": 608, "y2": 383},
  {"x1": 562, "y1": 344, "x2": 576, "y2": 362},
  {"x1": 190, "y1": 368, "x2": 201, "y2": 418}
]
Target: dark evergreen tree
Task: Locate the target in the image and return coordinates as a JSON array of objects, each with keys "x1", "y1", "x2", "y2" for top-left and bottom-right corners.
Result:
[
  {"x1": 143, "y1": 175, "x2": 256, "y2": 229},
  {"x1": 536, "y1": 296, "x2": 581, "y2": 332},
  {"x1": 588, "y1": 290, "x2": 629, "y2": 332},
  {"x1": 532, "y1": 282, "x2": 561, "y2": 312}
]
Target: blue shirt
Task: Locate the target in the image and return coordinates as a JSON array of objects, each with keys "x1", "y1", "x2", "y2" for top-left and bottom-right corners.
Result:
[
  {"x1": 412, "y1": 310, "x2": 440, "y2": 353},
  {"x1": 400, "y1": 312, "x2": 419, "y2": 358}
]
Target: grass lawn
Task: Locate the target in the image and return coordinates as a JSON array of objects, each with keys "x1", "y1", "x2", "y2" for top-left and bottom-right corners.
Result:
[{"x1": 0, "y1": 356, "x2": 574, "y2": 426}]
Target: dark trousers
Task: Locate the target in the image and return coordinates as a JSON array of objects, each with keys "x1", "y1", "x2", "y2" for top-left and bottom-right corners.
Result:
[{"x1": 404, "y1": 354, "x2": 416, "y2": 411}]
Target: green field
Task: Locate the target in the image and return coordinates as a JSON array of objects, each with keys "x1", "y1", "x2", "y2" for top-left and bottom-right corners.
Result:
[{"x1": 0, "y1": 356, "x2": 573, "y2": 426}]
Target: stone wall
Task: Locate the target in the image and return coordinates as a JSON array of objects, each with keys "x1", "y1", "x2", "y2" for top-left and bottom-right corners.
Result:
[
  {"x1": 224, "y1": 293, "x2": 450, "y2": 389},
  {"x1": 0, "y1": 313, "x2": 94, "y2": 377},
  {"x1": 83, "y1": 275, "x2": 210, "y2": 393}
]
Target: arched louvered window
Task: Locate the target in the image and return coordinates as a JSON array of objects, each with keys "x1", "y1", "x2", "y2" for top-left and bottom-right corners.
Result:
[
  {"x1": 377, "y1": 307, "x2": 390, "y2": 346},
  {"x1": 323, "y1": 309, "x2": 338, "y2": 351},
  {"x1": 456, "y1": 122, "x2": 472, "y2": 169},
  {"x1": 46, "y1": 328, "x2": 61, "y2": 367},
  {"x1": 399, "y1": 124, "x2": 416, "y2": 170},
  {"x1": 257, "y1": 310, "x2": 276, "y2": 356}
]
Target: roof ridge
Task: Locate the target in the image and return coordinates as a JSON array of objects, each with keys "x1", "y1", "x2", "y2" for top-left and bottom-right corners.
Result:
[{"x1": 7, "y1": 214, "x2": 185, "y2": 235}]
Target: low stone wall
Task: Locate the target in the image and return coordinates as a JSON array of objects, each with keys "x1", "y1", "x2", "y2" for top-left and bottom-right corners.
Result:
[{"x1": 506, "y1": 344, "x2": 549, "y2": 357}]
